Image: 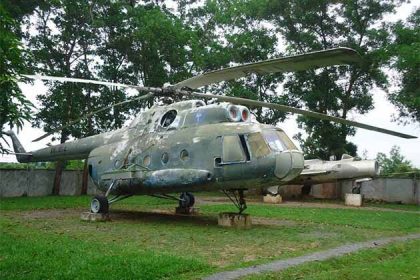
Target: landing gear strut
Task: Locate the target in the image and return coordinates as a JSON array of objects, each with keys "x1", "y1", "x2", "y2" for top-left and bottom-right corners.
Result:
[
  {"x1": 223, "y1": 189, "x2": 247, "y2": 214},
  {"x1": 90, "y1": 180, "x2": 132, "y2": 214},
  {"x1": 150, "y1": 192, "x2": 195, "y2": 208}
]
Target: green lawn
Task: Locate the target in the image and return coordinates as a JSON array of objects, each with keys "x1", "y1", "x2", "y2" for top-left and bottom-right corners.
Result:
[{"x1": 0, "y1": 195, "x2": 419, "y2": 279}]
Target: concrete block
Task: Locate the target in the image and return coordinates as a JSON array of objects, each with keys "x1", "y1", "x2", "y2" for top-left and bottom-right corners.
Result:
[
  {"x1": 218, "y1": 212, "x2": 252, "y2": 229},
  {"x1": 175, "y1": 207, "x2": 200, "y2": 215},
  {"x1": 263, "y1": 194, "x2": 282, "y2": 204},
  {"x1": 345, "y1": 193, "x2": 363, "y2": 207},
  {"x1": 80, "y1": 212, "x2": 110, "y2": 222}
]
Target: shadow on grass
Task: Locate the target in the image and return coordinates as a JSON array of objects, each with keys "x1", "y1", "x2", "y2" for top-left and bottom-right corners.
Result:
[{"x1": 110, "y1": 209, "x2": 219, "y2": 226}]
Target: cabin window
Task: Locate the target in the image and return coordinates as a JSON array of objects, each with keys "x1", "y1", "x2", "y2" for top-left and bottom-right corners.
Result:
[
  {"x1": 160, "y1": 110, "x2": 177, "y2": 127},
  {"x1": 180, "y1": 149, "x2": 189, "y2": 161},
  {"x1": 161, "y1": 152, "x2": 169, "y2": 164},
  {"x1": 143, "y1": 155, "x2": 151, "y2": 166},
  {"x1": 222, "y1": 135, "x2": 246, "y2": 163},
  {"x1": 247, "y1": 133, "x2": 270, "y2": 158}
]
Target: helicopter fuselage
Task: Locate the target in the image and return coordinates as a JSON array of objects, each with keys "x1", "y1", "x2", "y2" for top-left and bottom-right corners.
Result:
[
  {"x1": 87, "y1": 100, "x2": 304, "y2": 195},
  {"x1": 9, "y1": 100, "x2": 305, "y2": 195}
]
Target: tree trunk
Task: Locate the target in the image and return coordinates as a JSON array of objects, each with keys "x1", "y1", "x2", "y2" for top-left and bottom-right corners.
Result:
[
  {"x1": 52, "y1": 160, "x2": 65, "y2": 195},
  {"x1": 52, "y1": 130, "x2": 69, "y2": 196},
  {"x1": 81, "y1": 159, "x2": 89, "y2": 195}
]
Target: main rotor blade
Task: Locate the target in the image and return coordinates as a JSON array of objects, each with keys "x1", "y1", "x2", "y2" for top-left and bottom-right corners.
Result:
[
  {"x1": 23, "y1": 74, "x2": 165, "y2": 93},
  {"x1": 173, "y1": 47, "x2": 362, "y2": 90},
  {"x1": 22, "y1": 72, "x2": 416, "y2": 139},
  {"x1": 32, "y1": 93, "x2": 155, "y2": 142},
  {"x1": 176, "y1": 91, "x2": 417, "y2": 139}
]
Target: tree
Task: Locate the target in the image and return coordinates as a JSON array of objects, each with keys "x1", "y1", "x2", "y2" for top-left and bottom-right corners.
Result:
[
  {"x1": 0, "y1": 4, "x2": 33, "y2": 153},
  {"x1": 388, "y1": 9, "x2": 420, "y2": 124},
  {"x1": 25, "y1": 1, "x2": 200, "y2": 194},
  {"x1": 27, "y1": 0, "x2": 102, "y2": 194},
  {"x1": 95, "y1": 2, "x2": 196, "y2": 115},
  {"x1": 376, "y1": 146, "x2": 414, "y2": 175},
  {"x1": 257, "y1": 0, "x2": 403, "y2": 159},
  {"x1": 180, "y1": 0, "x2": 291, "y2": 124}
]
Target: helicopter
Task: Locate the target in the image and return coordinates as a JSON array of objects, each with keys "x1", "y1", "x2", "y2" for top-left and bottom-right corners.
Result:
[{"x1": 5, "y1": 48, "x2": 417, "y2": 214}]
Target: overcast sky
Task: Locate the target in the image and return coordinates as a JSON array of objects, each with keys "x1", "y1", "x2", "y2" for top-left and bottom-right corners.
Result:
[{"x1": 1, "y1": 2, "x2": 419, "y2": 166}]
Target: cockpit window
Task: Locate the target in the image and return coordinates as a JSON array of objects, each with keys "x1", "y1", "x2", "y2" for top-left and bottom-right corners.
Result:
[
  {"x1": 262, "y1": 130, "x2": 297, "y2": 152},
  {"x1": 277, "y1": 130, "x2": 297, "y2": 150},
  {"x1": 247, "y1": 133, "x2": 270, "y2": 158},
  {"x1": 263, "y1": 130, "x2": 284, "y2": 152},
  {"x1": 160, "y1": 110, "x2": 177, "y2": 128}
]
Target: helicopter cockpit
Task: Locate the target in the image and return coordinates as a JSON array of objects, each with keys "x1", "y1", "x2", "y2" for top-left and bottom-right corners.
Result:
[
  {"x1": 261, "y1": 130, "x2": 297, "y2": 152},
  {"x1": 220, "y1": 129, "x2": 298, "y2": 164}
]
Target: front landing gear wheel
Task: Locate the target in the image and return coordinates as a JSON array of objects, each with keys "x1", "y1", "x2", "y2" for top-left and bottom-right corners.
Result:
[
  {"x1": 90, "y1": 195, "x2": 109, "y2": 213},
  {"x1": 179, "y1": 192, "x2": 195, "y2": 208}
]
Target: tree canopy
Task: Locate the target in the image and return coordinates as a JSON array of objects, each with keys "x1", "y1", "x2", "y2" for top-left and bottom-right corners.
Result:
[
  {"x1": 388, "y1": 9, "x2": 420, "y2": 124},
  {"x1": 1, "y1": 0, "x2": 417, "y2": 160},
  {"x1": 376, "y1": 146, "x2": 416, "y2": 175},
  {"x1": 0, "y1": 4, "x2": 33, "y2": 153}
]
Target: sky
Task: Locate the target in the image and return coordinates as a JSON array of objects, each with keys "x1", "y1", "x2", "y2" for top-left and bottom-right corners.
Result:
[{"x1": 1, "y1": 2, "x2": 419, "y2": 166}]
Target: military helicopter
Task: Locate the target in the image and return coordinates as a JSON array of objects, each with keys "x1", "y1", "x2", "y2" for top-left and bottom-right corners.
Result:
[{"x1": 5, "y1": 48, "x2": 417, "y2": 214}]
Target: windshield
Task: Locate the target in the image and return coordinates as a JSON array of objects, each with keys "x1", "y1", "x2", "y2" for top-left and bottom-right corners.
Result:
[{"x1": 262, "y1": 130, "x2": 297, "y2": 152}]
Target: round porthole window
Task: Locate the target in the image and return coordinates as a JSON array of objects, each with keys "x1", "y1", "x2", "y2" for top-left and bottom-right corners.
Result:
[
  {"x1": 161, "y1": 152, "x2": 169, "y2": 164},
  {"x1": 180, "y1": 149, "x2": 189, "y2": 161},
  {"x1": 143, "y1": 155, "x2": 151, "y2": 167}
]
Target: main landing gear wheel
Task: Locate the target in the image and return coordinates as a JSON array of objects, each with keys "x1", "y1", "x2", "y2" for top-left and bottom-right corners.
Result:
[
  {"x1": 179, "y1": 192, "x2": 195, "y2": 208},
  {"x1": 90, "y1": 195, "x2": 109, "y2": 213}
]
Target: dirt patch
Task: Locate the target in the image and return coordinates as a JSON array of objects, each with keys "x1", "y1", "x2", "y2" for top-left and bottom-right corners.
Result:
[
  {"x1": 252, "y1": 217, "x2": 297, "y2": 227},
  {"x1": 197, "y1": 196, "x2": 419, "y2": 214},
  {"x1": 9, "y1": 207, "x2": 297, "y2": 229},
  {"x1": 12, "y1": 208, "x2": 82, "y2": 220},
  {"x1": 110, "y1": 209, "x2": 218, "y2": 226}
]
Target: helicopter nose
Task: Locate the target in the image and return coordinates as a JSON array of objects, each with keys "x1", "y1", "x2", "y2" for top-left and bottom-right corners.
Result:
[{"x1": 274, "y1": 150, "x2": 304, "y2": 181}]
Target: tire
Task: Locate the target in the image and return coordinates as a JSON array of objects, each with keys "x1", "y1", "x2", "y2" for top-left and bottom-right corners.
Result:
[
  {"x1": 179, "y1": 192, "x2": 195, "y2": 208},
  {"x1": 90, "y1": 195, "x2": 109, "y2": 213}
]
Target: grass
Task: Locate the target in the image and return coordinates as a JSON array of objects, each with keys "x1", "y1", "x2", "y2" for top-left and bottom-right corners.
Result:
[
  {"x1": 0, "y1": 219, "x2": 210, "y2": 280},
  {"x1": 365, "y1": 202, "x2": 420, "y2": 212},
  {"x1": 0, "y1": 195, "x2": 419, "y2": 279},
  {"x1": 243, "y1": 239, "x2": 420, "y2": 280},
  {"x1": 200, "y1": 204, "x2": 420, "y2": 232}
]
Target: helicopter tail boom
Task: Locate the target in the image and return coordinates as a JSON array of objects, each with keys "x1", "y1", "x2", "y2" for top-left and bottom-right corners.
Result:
[
  {"x1": 4, "y1": 131, "x2": 32, "y2": 163},
  {"x1": 5, "y1": 130, "x2": 123, "y2": 163}
]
